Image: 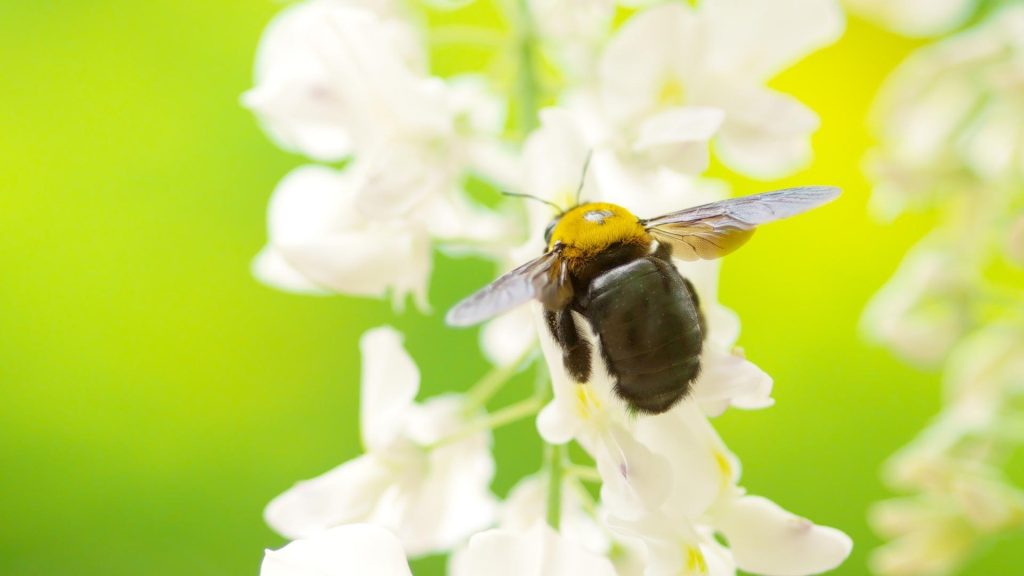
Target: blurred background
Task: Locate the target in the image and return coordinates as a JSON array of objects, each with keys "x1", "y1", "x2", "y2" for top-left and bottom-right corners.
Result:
[{"x1": 2, "y1": 1, "x2": 1020, "y2": 575}]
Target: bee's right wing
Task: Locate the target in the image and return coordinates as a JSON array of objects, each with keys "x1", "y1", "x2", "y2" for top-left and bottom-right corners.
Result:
[
  {"x1": 642, "y1": 186, "x2": 840, "y2": 260},
  {"x1": 445, "y1": 250, "x2": 573, "y2": 327}
]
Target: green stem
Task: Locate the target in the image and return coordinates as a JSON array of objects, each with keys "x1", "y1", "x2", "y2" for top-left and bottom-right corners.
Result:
[
  {"x1": 565, "y1": 464, "x2": 601, "y2": 483},
  {"x1": 430, "y1": 393, "x2": 546, "y2": 450},
  {"x1": 546, "y1": 443, "x2": 564, "y2": 529},
  {"x1": 429, "y1": 25, "x2": 506, "y2": 49},
  {"x1": 463, "y1": 347, "x2": 536, "y2": 414},
  {"x1": 513, "y1": 0, "x2": 540, "y2": 138}
]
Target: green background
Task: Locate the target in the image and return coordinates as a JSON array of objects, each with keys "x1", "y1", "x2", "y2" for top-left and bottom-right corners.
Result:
[{"x1": 2, "y1": 1, "x2": 1019, "y2": 575}]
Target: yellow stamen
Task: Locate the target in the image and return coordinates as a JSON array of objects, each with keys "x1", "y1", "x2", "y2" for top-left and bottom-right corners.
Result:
[
  {"x1": 714, "y1": 450, "x2": 732, "y2": 482},
  {"x1": 657, "y1": 76, "x2": 686, "y2": 107},
  {"x1": 684, "y1": 545, "x2": 708, "y2": 575},
  {"x1": 575, "y1": 384, "x2": 602, "y2": 419}
]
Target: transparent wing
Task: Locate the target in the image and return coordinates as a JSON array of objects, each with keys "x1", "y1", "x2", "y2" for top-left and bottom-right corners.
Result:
[
  {"x1": 445, "y1": 250, "x2": 573, "y2": 327},
  {"x1": 642, "y1": 186, "x2": 840, "y2": 261}
]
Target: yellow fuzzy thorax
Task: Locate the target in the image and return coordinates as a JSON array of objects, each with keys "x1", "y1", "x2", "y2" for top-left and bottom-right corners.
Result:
[{"x1": 546, "y1": 202, "x2": 651, "y2": 258}]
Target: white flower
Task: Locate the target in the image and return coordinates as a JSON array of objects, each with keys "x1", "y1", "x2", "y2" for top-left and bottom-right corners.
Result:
[
  {"x1": 844, "y1": 0, "x2": 976, "y2": 37},
  {"x1": 449, "y1": 473, "x2": 611, "y2": 574},
  {"x1": 455, "y1": 523, "x2": 618, "y2": 576},
  {"x1": 871, "y1": 475, "x2": 1024, "y2": 576},
  {"x1": 714, "y1": 496, "x2": 853, "y2": 576},
  {"x1": 598, "y1": 0, "x2": 844, "y2": 178},
  {"x1": 943, "y1": 323, "x2": 1024, "y2": 422},
  {"x1": 243, "y1": 0, "x2": 431, "y2": 162},
  {"x1": 606, "y1": 402, "x2": 852, "y2": 576},
  {"x1": 264, "y1": 326, "x2": 497, "y2": 556},
  {"x1": 867, "y1": 4, "x2": 1024, "y2": 218},
  {"x1": 528, "y1": 0, "x2": 615, "y2": 78},
  {"x1": 253, "y1": 165, "x2": 433, "y2": 309},
  {"x1": 261, "y1": 524, "x2": 412, "y2": 576},
  {"x1": 862, "y1": 239, "x2": 976, "y2": 366},
  {"x1": 246, "y1": 2, "x2": 518, "y2": 307}
]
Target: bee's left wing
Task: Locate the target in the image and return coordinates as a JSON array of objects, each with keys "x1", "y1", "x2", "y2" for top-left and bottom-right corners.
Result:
[
  {"x1": 642, "y1": 186, "x2": 840, "y2": 261},
  {"x1": 446, "y1": 250, "x2": 573, "y2": 327}
]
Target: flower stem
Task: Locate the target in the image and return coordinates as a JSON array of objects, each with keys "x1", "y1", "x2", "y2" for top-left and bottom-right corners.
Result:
[
  {"x1": 512, "y1": 0, "x2": 540, "y2": 138},
  {"x1": 565, "y1": 464, "x2": 601, "y2": 483},
  {"x1": 463, "y1": 346, "x2": 536, "y2": 414},
  {"x1": 546, "y1": 443, "x2": 564, "y2": 529},
  {"x1": 430, "y1": 393, "x2": 546, "y2": 450}
]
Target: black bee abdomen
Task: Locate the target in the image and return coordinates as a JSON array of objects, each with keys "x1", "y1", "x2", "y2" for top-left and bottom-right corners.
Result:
[{"x1": 579, "y1": 256, "x2": 704, "y2": 414}]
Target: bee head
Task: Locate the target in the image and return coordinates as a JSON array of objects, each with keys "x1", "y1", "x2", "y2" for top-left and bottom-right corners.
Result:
[{"x1": 545, "y1": 202, "x2": 649, "y2": 255}]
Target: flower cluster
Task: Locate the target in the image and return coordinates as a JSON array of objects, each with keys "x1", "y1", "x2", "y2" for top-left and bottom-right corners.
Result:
[
  {"x1": 246, "y1": 0, "x2": 853, "y2": 574},
  {"x1": 861, "y1": 5, "x2": 1024, "y2": 575}
]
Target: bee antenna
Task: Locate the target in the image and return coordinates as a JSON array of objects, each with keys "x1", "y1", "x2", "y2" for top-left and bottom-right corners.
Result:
[
  {"x1": 575, "y1": 150, "x2": 594, "y2": 206},
  {"x1": 502, "y1": 191, "x2": 563, "y2": 213}
]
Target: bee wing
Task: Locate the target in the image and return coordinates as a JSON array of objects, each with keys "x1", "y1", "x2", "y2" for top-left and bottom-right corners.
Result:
[
  {"x1": 445, "y1": 250, "x2": 573, "y2": 327},
  {"x1": 642, "y1": 186, "x2": 840, "y2": 261}
]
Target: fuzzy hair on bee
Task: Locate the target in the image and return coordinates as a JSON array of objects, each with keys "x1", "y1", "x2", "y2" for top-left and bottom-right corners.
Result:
[{"x1": 447, "y1": 186, "x2": 839, "y2": 415}]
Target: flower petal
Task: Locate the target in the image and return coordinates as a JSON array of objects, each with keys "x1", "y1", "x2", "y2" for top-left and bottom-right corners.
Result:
[
  {"x1": 845, "y1": 0, "x2": 974, "y2": 36},
  {"x1": 694, "y1": 348, "x2": 774, "y2": 417},
  {"x1": 245, "y1": 1, "x2": 427, "y2": 161},
  {"x1": 703, "y1": 0, "x2": 844, "y2": 81},
  {"x1": 382, "y1": 396, "x2": 498, "y2": 556},
  {"x1": 716, "y1": 496, "x2": 852, "y2": 576},
  {"x1": 265, "y1": 166, "x2": 433, "y2": 307},
  {"x1": 265, "y1": 455, "x2": 394, "y2": 539},
  {"x1": 501, "y1": 474, "x2": 610, "y2": 553},
  {"x1": 261, "y1": 524, "x2": 412, "y2": 576},
  {"x1": 712, "y1": 84, "x2": 819, "y2": 178},
  {"x1": 359, "y1": 327, "x2": 420, "y2": 452},
  {"x1": 633, "y1": 107, "x2": 724, "y2": 174},
  {"x1": 537, "y1": 399, "x2": 581, "y2": 445},
  {"x1": 595, "y1": 423, "x2": 673, "y2": 521},
  {"x1": 633, "y1": 403, "x2": 724, "y2": 519},
  {"x1": 460, "y1": 523, "x2": 617, "y2": 576},
  {"x1": 599, "y1": 3, "x2": 705, "y2": 125},
  {"x1": 252, "y1": 247, "x2": 330, "y2": 294}
]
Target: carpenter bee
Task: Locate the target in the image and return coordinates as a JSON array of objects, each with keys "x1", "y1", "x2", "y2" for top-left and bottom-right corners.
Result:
[{"x1": 446, "y1": 185, "x2": 839, "y2": 415}]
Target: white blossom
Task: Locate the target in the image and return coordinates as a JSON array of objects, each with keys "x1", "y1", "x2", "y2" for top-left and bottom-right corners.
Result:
[
  {"x1": 844, "y1": 0, "x2": 977, "y2": 37},
  {"x1": 864, "y1": 7, "x2": 1024, "y2": 573},
  {"x1": 449, "y1": 475, "x2": 611, "y2": 575},
  {"x1": 260, "y1": 524, "x2": 412, "y2": 576},
  {"x1": 861, "y1": 239, "x2": 975, "y2": 366},
  {"x1": 246, "y1": 0, "x2": 518, "y2": 309},
  {"x1": 604, "y1": 402, "x2": 852, "y2": 576},
  {"x1": 867, "y1": 5, "x2": 1024, "y2": 218},
  {"x1": 596, "y1": 0, "x2": 844, "y2": 178},
  {"x1": 264, "y1": 327, "x2": 497, "y2": 556},
  {"x1": 253, "y1": 166, "x2": 433, "y2": 308},
  {"x1": 243, "y1": 0, "x2": 430, "y2": 162},
  {"x1": 455, "y1": 523, "x2": 618, "y2": 576}
]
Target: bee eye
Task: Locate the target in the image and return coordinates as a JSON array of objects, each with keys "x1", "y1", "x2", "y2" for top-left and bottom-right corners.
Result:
[{"x1": 544, "y1": 218, "x2": 560, "y2": 244}]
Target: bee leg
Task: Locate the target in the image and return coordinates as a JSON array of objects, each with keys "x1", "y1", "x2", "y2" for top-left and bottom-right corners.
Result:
[{"x1": 545, "y1": 308, "x2": 591, "y2": 383}]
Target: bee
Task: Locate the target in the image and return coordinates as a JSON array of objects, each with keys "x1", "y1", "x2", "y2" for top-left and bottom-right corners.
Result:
[{"x1": 446, "y1": 185, "x2": 839, "y2": 415}]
